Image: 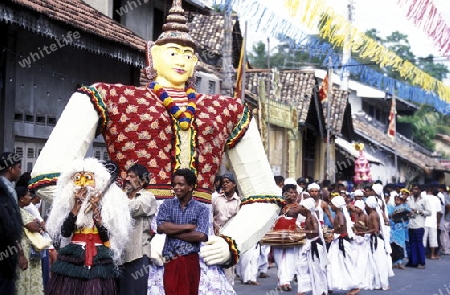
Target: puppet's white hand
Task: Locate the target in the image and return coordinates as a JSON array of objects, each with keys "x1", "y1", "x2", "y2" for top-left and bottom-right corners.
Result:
[{"x1": 200, "y1": 235, "x2": 231, "y2": 265}]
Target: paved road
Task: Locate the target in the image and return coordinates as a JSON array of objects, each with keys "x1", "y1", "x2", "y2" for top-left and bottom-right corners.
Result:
[{"x1": 234, "y1": 254, "x2": 450, "y2": 295}]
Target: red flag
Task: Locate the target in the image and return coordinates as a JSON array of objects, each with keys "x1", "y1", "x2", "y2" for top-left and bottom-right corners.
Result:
[
  {"x1": 319, "y1": 74, "x2": 328, "y2": 102},
  {"x1": 234, "y1": 39, "x2": 245, "y2": 98},
  {"x1": 387, "y1": 97, "x2": 396, "y2": 140}
]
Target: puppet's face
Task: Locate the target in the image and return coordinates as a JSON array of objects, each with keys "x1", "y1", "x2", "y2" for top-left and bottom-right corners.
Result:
[
  {"x1": 151, "y1": 43, "x2": 197, "y2": 88},
  {"x1": 72, "y1": 171, "x2": 95, "y2": 188}
]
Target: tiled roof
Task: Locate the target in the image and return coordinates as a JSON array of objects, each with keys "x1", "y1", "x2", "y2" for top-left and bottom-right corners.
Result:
[
  {"x1": 188, "y1": 13, "x2": 225, "y2": 56},
  {"x1": 245, "y1": 69, "x2": 316, "y2": 123},
  {"x1": 322, "y1": 88, "x2": 349, "y2": 135},
  {"x1": 9, "y1": 0, "x2": 146, "y2": 51},
  {"x1": 188, "y1": 12, "x2": 242, "y2": 67},
  {"x1": 352, "y1": 114, "x2": 448, "y2": 172}
]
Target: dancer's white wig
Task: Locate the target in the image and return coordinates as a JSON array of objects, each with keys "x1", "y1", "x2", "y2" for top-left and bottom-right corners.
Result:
[{"x1": 46, "y1": 157, "x2": 132, "y2": 265}]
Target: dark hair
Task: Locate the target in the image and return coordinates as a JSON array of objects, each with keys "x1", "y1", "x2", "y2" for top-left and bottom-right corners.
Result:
[
  {"x1": 16, "y1": 172, "x2": 31, "y2": 187},
  {"x1": 0, "y1": 152, "x2": 21, "y2": 174},
  {"x1": 363, "y1": 185, "x2": 373, "y2": 192},
  {"x1": 127, "y1": 163, "x2": 150, "y2": 187},
  {"x1": 15, "y1": 186, "x2": 29, "y2": 202},
  {"x1": 282, "y1": 184, "x2": 297, "y2": 194},
  {"x1": 439, "y1": 184, "x2": 447, "y2": 191},
  {"x1": 410, "y1": 182, "x2": 420, "y2": 189},
  {"x1": 322, "y1": 179, "x2": 331, "y2": 188},
  {"x1": 274, "y1": 176, "x2": 285, "y2": 185},
  {"x1": 173, "y1": 168, "x2": 197, "y2": 187}
]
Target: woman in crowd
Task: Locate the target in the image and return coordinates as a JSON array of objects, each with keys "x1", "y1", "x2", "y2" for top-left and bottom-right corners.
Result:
[
  {"x1": 16, "y1": 186, "x2": 44, "y2": 295},
  {"x1": 388, "y1": 189, "x2": 411, "y2": 269}
]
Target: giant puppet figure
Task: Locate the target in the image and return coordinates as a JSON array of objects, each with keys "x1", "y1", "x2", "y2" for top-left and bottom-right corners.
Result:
[{"x1": 30, "y1": 0, "x2": 281, "y2": 293}]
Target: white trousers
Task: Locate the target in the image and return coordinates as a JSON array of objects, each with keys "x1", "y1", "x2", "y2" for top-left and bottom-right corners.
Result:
[
  {"x1": 238, "y1": 243, "x2": 260, "y2": 283},
  {"x1": 273, "y1": 247, "x2": 298, "y2": 286},
  {"x1": 258, "y1": 245, "x2": 271, "y2": 274}
]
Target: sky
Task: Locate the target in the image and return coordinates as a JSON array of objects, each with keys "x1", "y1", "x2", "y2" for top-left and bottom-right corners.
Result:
[
  {"x1": 324, "y1": 0, "x2": 450, "y2": 59},
  {"x1": 241, "y1": 0, "x2": 450, "y2": 67},
  {"x1": 230, "y1": 0, "x2": 450, "y2": 86}
]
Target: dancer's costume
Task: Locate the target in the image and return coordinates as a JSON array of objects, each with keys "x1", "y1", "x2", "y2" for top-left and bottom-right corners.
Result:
[
  {"x1": 44, "y1": 158, "x2": 132, "y2": 295},
  {"x1": 296, "y1": 198, "x2": 328, "y2": 295},
  {"x1": 365, "y1": 196, "x2": 390, "y2": 290},
  {"x1": 30, "y1": 2, "x2": 281, "y2": 294},
  {"x1": 327, "y1": 196, "x2": 360, "y2": 292}
]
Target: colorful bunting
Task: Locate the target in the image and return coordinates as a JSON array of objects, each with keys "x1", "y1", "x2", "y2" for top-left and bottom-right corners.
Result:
[
  {"x1": 387, "y1": 96, "x2": 396, "y2": 140},
  {"x1": 396, "y1": 0, "x2": 450, "y2": 58},
  {"x1": 214, "y1": 0, "x2": 450, "y2": 114},
  {"x1": 319, "y1": 73, "x2": 329, "y2": 102}
]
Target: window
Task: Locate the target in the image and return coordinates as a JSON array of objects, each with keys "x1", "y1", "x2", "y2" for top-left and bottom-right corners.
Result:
[
  {"x1": 14, "y1": 113, "x2": 24, "y2": 121},
  {"x1": 25, "y1": 114, "x2": 34, "y2": 123},
  {"x1": 47, "y1": 116, "x2": 57, "y2": 126},
  {"x1": 208, "y1": 80, "x2": 216, "y2": 94},
  {"x1": 36, "y1": 115, "x2": 46, "y2": 125},
  {"x1": 27, "y1": 148, "x2": 35, "y2": 159},
  {"x1": 15, "y1": 147, "x2": 23, "y2": 158},
  {"x1": 196, "y1": 77, "x2": 202, "y2": 90},
  {"x1": 103, "y1": 151, "x2": 109, "y2": 161},
  {"x1": 27, "y1": 162, "x2": 33, "y2": 172},
  {"x1": 112, "y1": 0, "x2": 122, "y2": 23},
  {"x1": 94, "y1": 151, "x2": 101, "y2": 160}
]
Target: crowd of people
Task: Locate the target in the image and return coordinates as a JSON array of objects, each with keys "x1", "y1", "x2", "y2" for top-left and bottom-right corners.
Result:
[
  {"x1": 1, "y1": 153, "x2": 450, "y2": 295},
  {"x1": 214, "y1": 174, "x2": 450, "y2": 295}
]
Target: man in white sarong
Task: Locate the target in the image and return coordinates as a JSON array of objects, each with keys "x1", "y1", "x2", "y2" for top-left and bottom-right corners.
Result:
[
  {"x1": 365, "y1": 196, "x2": 390, "y2": 290},
  {"x1": 372, "y1": 183, "x2": 394, "y2": 277},
  {"x1": 351, "y1": 199, "x2": 375, "y2": 290},
  {"x1": 296, "y1": 198, "x2": 328, "y2": 295},
  {"x1": 327, "y1": 196, "x2": 360, "y2": 295}
]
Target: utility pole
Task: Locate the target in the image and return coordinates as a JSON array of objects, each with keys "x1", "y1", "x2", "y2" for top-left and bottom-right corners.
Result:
[
  {"x1": 341, "y1": 0, "x2": 354, "y2": 91},
  {"x1": 222, "y1": 4, "x2": 233, "y2": 96},
  {"x1": 266, "y1": 37, "x2": 271, "y2": 163},
  {"x1": 240, "y1": 21, "x2": 247, "y2": 103},
  {"x1": 325, "y1": 57, "x2": 333, "y2": 182}
]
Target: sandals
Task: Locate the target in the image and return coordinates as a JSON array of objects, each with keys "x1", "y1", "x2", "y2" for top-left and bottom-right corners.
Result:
[
  {"x1": 244, "y1": 281, "x2": 260, "y2": 285},
  {"x1": 279, "y1": 284, "x2": 292, "y2": 291}
]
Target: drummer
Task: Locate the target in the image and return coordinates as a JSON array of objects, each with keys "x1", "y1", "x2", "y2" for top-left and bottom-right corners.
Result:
[{"x1": 272, "y1": 184, "x2": 302, "y2": 292}]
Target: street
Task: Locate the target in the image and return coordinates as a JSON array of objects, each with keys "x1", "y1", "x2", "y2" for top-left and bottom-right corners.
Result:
[{"x1": 234, "y1": 254, "x2": 450, "y2": 295}]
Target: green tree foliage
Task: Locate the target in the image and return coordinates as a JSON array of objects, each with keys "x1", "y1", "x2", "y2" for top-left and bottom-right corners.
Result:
[
  {"x1": 398, "y1": 104, "x2": 450, "y2": 152},
  {"x1": 247, "y1": 41, "x2": 269, "y2": 68},
  {"x1": 247, "y1": 39, "x2": 324, "y2": 69},
  {"x1": 417, "y1": 55, "x2": 449, "y2": 80}
]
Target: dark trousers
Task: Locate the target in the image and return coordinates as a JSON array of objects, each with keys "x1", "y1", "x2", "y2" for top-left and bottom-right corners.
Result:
[
  {"x1": 0, "y1": 275, "x2": 15, "y2": 295},
  {"x1": 119, "y1": 256, "x2": 150, "y2": 295},
  {"x1": 42, "y1": 249, "x2": 50, "y2": 287},
  {"x1": 407, "y1": 228, "x2": 426, "y2": 267},
  {"x1": 163, "y1": 253, "x2": 200, "y2": 295}
]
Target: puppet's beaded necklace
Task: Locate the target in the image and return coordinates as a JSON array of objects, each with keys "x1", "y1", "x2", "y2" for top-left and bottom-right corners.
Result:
[{"x1": 148, "y1": 81, "x2": 196, "y2": 131}]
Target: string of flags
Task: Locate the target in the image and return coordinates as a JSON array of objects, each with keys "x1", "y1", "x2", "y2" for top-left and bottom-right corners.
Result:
[{"x1": 214, "y1": 0, "x2": 450, "y2": 115}]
